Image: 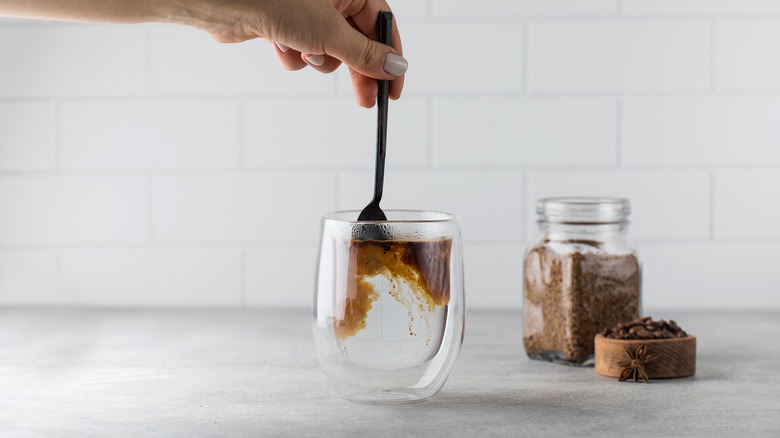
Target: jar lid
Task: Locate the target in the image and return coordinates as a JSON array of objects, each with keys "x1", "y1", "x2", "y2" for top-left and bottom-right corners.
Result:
[{"x1": 537, "y1": 197, "x2": 630, "y2": 224}]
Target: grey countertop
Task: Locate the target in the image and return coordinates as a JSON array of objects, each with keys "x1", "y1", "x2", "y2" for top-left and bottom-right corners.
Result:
[{"x1": 0, "y1": 309, "x2": 778, "y2": 437}]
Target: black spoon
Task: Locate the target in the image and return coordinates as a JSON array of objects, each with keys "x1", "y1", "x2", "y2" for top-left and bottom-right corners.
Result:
[{"x1": 356, "y1": 11, "x2": 394, "y2": 240}]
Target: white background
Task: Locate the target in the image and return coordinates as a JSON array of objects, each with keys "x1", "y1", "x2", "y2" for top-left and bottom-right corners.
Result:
[{"x1": 1, "y1": 0, "x2": 779, "y2": 309}]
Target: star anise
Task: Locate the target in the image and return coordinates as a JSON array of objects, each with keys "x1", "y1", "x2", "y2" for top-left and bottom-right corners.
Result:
[{"x1": 617, "y1": 344, "x2": 657, "y2": 383}]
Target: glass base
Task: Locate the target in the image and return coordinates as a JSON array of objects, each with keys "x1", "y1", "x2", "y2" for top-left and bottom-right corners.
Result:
[
  {"x1": 527, "y1": 350, "x2": 595, "y2": 367},
  {"x1": 344, "y1": 389, "x2": 433, "y2": 404}
]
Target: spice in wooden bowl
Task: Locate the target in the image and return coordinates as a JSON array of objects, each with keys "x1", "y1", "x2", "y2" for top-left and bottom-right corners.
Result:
[{"x1": 595, "y1": 316, "x2": 696, "y2": 382}]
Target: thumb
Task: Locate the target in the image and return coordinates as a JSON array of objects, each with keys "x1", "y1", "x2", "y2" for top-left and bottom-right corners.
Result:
[{"x1": 327, "y1": 24, "x2": 408, "y2": 80}]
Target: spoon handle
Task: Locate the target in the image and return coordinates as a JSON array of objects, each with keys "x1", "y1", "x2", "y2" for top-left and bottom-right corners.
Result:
[{"x1": 372, "y1": 11, "x2": 393, "y2": 206}]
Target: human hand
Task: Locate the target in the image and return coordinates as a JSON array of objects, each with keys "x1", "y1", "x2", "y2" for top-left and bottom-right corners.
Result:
[{"x1": 161, "y1": 0, "x2": 407, "y2": 108}]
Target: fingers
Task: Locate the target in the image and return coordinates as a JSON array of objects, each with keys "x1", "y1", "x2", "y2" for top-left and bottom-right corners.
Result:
[
  {"x1": 300, "y1": 53, "x2": 343, "y2": 74},
  {"x1": 328, "y1": 23, "x2": 407, "y2": 82},
  {"x1": 338, "y1": 0, "x2": 406, "y2": 76},
  {"x1": 270, "y1": 0, "x2": 408, "y2": 107},
  {"x1": 274, "y1": 42, "x2": 307, "y2": 71},
  {"x1": 349, "y1": 67, "x2": 378, "y2": 108},
  {"x1": 274, "y1": 42, "x2": 343, "y2": 74},
  {"x1": 349, "y1": 64, "x2": 404, "y2": 108},
  {"x1": 388, "y1": 69, "x2": 405, "y2": 100},
  {"x1": 350, "y1": 0, "x2": 404, "y2": 58},
  {"x1": 330, "y1": 0, "x2": 406, "y2": 105}
]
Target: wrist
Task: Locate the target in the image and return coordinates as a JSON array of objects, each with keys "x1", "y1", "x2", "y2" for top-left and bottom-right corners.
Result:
[
  {"x1": 147, "y1": 0, "x2": 177, "y2": 23},
  {"x1": 149, "y1": 0, "x2": 199, "y2": 25},
  {"x1": 149, "y1": 0, "x2": 255, "y2": 41}
]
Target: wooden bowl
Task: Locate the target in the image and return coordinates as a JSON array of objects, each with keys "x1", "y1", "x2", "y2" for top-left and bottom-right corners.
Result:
[{"x1": 595, "y1": 334, "x2": 696, "y2": 380}]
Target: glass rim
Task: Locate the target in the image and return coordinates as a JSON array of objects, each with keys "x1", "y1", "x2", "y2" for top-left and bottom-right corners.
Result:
[{"x1": 322, "y1": 209, "x2": 457, "y2": 224}]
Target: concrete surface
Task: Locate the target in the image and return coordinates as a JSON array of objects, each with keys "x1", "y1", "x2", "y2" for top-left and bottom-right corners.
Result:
[{"x1": 0, "y1": 309, "x2": 777, "y2": 437}]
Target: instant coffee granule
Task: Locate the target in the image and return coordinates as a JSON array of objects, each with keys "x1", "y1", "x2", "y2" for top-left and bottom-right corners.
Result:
[{"x1": 524, "y1": 245, "x2": 641, "y2": 365}]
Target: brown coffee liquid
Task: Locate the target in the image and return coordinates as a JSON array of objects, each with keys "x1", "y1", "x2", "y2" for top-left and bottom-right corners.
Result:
[{"x1": 335, "y1": 239, "x2": 452, "y2": 340}]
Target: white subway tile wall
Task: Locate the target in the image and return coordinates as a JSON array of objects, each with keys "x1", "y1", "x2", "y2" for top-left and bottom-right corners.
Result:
[
  {"x1": 715, "y1": 170, "x2": 780, "y2": 240},
  {"x1": 153, "y1": 173, "x2": 335, "y2": 244},
  {"x1": 0, "y1": 102, "x2": 55, "y2": 170},
  {"x1": 528, "y1": 170, "x2": 711, "y2": 241},
  {"x1": 622, "y1": 1, "x2": 780, "y2": 16},
  {"x1": 389, "y1": 0, "x2": 430, "y2": 19},
  {"x1": 150, "y1": 26, "x2": 333, "y2": 96},
  {"x1": 61, "y1": 248, "x2": 242, "y2": 306},
  {"x1": 246, "y1": 246, "x2": 318, "y2": 307},
  {"x1": 0, "y1": 175, "x2": 147, "y2": 244},
  {"x1": 434, "y1": 98, "x2": 617, "y2": 167},
  {"x1": 434, "y1": 0, "x2": 618, "y2": 18},
  {"x1": 716, "y1": 21, "x2": 780, "y2": 90},
  {"x1": 461, "y1": 245, "x2": 525, "y2": 309},
  {"x1": 0, "y1": 25, "x2": 146, "y2": 97},
  {"x1": 529, "y1": 21, "x2": 711, "y2": 91},
  {"x1": 399, "y1": 23, "x2": 524, "y2": 93},
  {"x1": 244, "y1": 98, "x2": 428, "y2": 169},
  {"x1": 339, "y1": 170, "x2": 525, "y2": 242},
  {"x1": 1, "y1": 2, "x2": 779, "y2": 309},
  {"x1": 623, "y1": 97, "x2": 780, "y2": 165},
  {"x1": 639, "y1": 243, "x2": 780, "y2": 309},
  {"x1": 61, "y1": 100, "x2": 241, "y2": 170},
  {"x1": 0, "y1": 250, "x2": 59, "y2": 305}
]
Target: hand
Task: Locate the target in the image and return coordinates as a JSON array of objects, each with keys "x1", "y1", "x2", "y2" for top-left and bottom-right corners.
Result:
[{"x1": 163, "y1": 0, "x2": 407, "y2": 108}]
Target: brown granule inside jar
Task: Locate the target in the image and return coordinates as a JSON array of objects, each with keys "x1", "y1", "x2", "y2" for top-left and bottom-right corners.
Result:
[{"x1": 524, "y1": 245, "x2": 641, "y2": 365}]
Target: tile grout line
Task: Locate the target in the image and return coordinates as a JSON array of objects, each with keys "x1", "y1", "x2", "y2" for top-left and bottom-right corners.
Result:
[
  {"x1": 426, "y1": 90, "x2": 780, "y2": 97},
  {"x1": 428, "y1": 97, "x2": 436, "y2": 169},
  {"x1": 333, "y1": 172, "x2": 340, "y2": 210},
  {"x1": 710, "y1": 19, "x2": 718, "y2": 92},
  {"x1": 53, "y1": 98, "x2": 62, "y2": 170},
  {"x1": 428, "y1": 97, "x2": 435, "y2": 170},
  {"x1": 0, "y1": 242, "x2": 323, "y2": 250},
  {"x1": 6, "y1": 163, "x2": 780, "y2": 176},
  {"x1": 616, "y1": 97, "x2": 624, "y2": 167},
  {"x1": 56, "y1": 248, "x2": 64, "y2": 299},
  {"x1": 523, "y1": 171, "x2": 532, "y2": 242},
  {"x1": 710, "y1": 170, "x2": 717, "y2": 241},
  {"x1": 521, "y1": 171, "x2": 529, "y2": 242},
  {"x1": 145, "y1": 25, "x2": 152, "y2": 96},
  {"x1": 10, "y1": 90, "x2": 780, "y2": 101},
  {"x1": 147, "y1": 175, "x2": 155, "y2": 244},
  {"x1": 523, "y1": 21, "x2": 531, "y2": 93},
  {"x1": 238, "y1": 99, "x2": 246, "y2": 170},
  {"x1": 240, "y1": 248, "x2": 247, "y2": 308},
  {"x1": 7, "y1": 237, "x2": 780, "y2": 251},
  {"x1": 385, "y1": 15, "x2": 780, "y2": 22},
  {"x1": 8, "y1": 15, "x2": 780, "y2": 24},
  {"x1": 332, "y1": 65, "x2": 341, "y2": 96}
]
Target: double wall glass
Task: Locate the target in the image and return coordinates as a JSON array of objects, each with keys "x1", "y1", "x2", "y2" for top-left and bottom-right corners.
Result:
[{"x1": 314, "y1": 210, "x2": 465, "y2": 403}]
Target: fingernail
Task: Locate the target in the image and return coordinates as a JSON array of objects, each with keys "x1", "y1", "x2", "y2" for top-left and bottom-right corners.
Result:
[
  {"x1": 276, "y1": 42, "x2": 290, "y2": 53},
  {"x1": 306, "y1": 55, "x2": 325, "y2": 66},
  {"x1": 383, "y1": 53, "x2": 408, "y2": 77}
]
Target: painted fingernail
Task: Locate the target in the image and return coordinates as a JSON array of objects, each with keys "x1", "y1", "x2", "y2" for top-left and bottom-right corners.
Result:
[
  {"x1": 383, "y1": 53, "x2": 408, "y2": 77},
  {"x1": 305, "y1": 55, "x2": 326, "y2": 66},
  {"x1": 276, "y1": 42, "x2": 290, "y2": 53}
]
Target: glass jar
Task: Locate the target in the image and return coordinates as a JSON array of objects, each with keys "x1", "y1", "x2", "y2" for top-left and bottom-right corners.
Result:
[
  {"x1": 314, "y1": 210, "x2": 465, "y2": 403},
  {"x1": 523, "y1": 197, "x2": 641, "y2": 366}
]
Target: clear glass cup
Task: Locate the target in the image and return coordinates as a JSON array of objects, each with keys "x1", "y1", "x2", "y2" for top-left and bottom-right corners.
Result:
[{"x1": 313, "y1": 210, "x2": 465, "y2": 404}]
